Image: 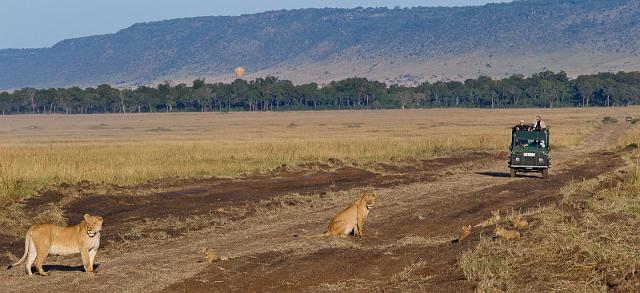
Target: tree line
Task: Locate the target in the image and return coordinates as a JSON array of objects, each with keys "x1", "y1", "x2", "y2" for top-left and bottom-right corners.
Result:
[{"x1": 1, "y1": 71, "x2": 640, "y2": 115}]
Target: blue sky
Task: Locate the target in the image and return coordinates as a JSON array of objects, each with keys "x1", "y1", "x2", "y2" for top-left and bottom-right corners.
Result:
[{"x1": 1, "y1": 0, "x2": 510, "y2": 49}]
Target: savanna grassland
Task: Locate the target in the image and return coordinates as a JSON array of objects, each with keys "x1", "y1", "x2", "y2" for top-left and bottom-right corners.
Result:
[
  {"x1": 1, "y1": 107, "x2": 639, "y2": 292},
  {"x1": 0, "y1": 108, "x2": 628, "y2": 204}
]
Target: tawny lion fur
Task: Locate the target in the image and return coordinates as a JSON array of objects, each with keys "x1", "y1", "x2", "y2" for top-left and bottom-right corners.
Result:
[
  {"x1": 494, "y1": 226, "x2": 521, "y2": 240},
  {"x1": 459, "y1": 225, "x2": 472, "y2": 241},
  {"x1": 475, "y1": 210, "x2": 501, "y2": 227},
  {"x1": 202, "y1": 248, "x2": 228, "y2": 263},
  {"x1": 510, "y1": 217, "x2": 529, "y2": 229},
  {"x1": 7, "y1": 214, "x2": 103, "y2": 276},
  {"x1": 203, "y1": 248, "x2": 219, "y2": 263},
  {"x1": 324, "y1": 191, "x2": 376, "y2": 237}
]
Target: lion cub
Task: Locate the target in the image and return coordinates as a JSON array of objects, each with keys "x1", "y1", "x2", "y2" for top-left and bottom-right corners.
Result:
[
  {"x1": 510, "y1": 217, "x2": 529, "y2": 229},
  {"x1": 475, "y1": 210, "x2": 501, "y2": 227},
  {"x1": 459, "y1": 225, "x2": 472, "y2": 241},
  {"x1": 494, "y1": 226, "x2": 520, "y2": 240},
  {"x1": 7, "y1": 214, "x2": 103, "y2": 276},
  {"x1": 452, "y1": 225, "x2": 472, "y2": 243},
  {"x1": 324, "y1": 191, "x2": 376, "y2": 237},
  {"x1": 202, "y1": 248, "x2": 228, "y2": 263}
]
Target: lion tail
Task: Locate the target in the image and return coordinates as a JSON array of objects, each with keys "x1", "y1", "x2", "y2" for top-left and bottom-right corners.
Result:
[{"x1": 7, "y1": 228, "x2": 31, "y2": 269}]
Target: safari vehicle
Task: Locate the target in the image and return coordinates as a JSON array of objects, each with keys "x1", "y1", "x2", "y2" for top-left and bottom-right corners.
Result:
[{"x1": 508, "y1": 125, "x2": 550, "y2": 179}]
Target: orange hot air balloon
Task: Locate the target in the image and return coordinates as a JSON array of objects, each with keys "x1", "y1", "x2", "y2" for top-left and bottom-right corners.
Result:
[{"x1": 234, "y1": 67, "x2": 246, "y2": 78}]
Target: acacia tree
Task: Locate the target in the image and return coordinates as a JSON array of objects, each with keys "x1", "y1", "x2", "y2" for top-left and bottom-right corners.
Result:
[
  {"x1": 157, "y1": 82, "x2": 176, "y2": 112},
  {"x1": 573, "y1": 75, "x2": 598, "y2": 107}
]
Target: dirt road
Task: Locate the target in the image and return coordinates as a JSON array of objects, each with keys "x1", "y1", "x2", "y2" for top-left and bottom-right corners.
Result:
[{"x1": 0, "y1": 121, "x2": 629, "y2": 292}]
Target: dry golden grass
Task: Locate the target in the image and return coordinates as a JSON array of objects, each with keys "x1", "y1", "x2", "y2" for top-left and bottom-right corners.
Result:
[
  {"x1": 462, "y1": 172, "x2": 640, "y2": 291},
  {"x1": 618, "y1": 119, "x2": 640, "y2": 148},
  {"x1": 0, "y1": 107, "x2": 636, "y2": 203},
  {"x1": 461, "y1": 132, "x2": 640, "y2": 292}
]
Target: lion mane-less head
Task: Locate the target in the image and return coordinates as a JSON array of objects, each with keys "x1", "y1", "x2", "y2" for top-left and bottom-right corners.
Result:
[
  {"x1": 359, "y1": 191, "x2": 376, "y2": 210},
  {"x1": 83, "y1": 214, "x2": 103, "y2": 238}
]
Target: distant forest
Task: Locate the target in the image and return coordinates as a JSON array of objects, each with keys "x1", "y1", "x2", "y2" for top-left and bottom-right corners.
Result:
[{"x1": 1, "y1": 71, "x2": 640, "y2": 114}]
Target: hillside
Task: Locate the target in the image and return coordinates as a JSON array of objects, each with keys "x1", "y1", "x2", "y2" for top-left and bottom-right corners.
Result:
[{"x1": 1, "y1": 0, "x2": 640, "y2": 89}]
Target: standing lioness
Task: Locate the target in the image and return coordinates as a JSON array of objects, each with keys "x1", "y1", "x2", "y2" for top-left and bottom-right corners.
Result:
[
  {"x1": 324, "y1": 191, "x2": 376, "y2": 237},
  {"x1": 7, "y1": 214, "x2": 103, "y2": 276}
]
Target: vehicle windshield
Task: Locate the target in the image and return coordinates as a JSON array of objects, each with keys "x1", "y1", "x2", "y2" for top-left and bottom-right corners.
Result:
[{"x1": 512, "y1": 131, "x2": 548, "y2": 149}]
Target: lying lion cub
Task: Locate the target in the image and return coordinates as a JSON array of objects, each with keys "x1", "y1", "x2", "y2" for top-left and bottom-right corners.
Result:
[
  {"x1": 494, "y1": 226, "x2": 520, "y2": 240},
  {"x1": 324, "y1": 191, "x2": 376, "y2": 237},
  {"x1": 202, "y1": 248, "x2": 229, "y2": 263},
  {"x1": 474, "y1": 210, "x2": 501, "y2": 228},
  {"x1": 459, "y1": 225, "x2": 472, "y2": 241},
  {"x1": 510, "y1": 217, "x2": 529, "y2": 229},
  {"x1": 7, "y1": 214, "x2": 103, "y2": 276},
  {"x1": 451, "y1": 224, "x2": 472, "y2": 243}
]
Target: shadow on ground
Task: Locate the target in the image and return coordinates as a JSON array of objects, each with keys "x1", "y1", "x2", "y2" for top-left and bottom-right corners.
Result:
[
  {"x1": 477, "y1": 171, "x2": 542, "y2": 179},
  {"x1": 42, "y1": 264, "x2": 100, "y2": 273}
]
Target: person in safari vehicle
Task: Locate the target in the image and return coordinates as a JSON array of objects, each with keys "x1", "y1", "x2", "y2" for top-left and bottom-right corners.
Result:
[
  {"x1": 515, "y1": 120, "x2": 531, "y2": 131},
  {"x1": 509, "y1": 120, "x2": 550, "y2": 179},
  {"x1": 533, "y1": 115, "x2": 546, "y2": 130}
]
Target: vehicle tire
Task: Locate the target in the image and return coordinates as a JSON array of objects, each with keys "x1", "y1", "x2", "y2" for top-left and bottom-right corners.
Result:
[
  {"x1": 510, "y1": 168, "x2": 516, "y2": 178},
  {"x1": 542, "y1": 169, "x2": 549, "y2": 179}
]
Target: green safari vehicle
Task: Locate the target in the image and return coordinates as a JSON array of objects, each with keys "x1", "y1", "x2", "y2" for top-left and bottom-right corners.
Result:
[{"x1": 508, "y1": 126, "x2": 550, "y2": 179}]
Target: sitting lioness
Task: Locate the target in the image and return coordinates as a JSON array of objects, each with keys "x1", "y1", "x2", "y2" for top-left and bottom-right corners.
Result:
[
  {"x1": 7, "y1": 214, "x2": 103, "y2": 276},
  {"x1": 324, "y1": 191, "x2": 376, "y2": 237}
]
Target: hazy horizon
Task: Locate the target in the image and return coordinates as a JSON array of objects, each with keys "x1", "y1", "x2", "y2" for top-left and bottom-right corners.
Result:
[{"x1": 1, "y1": 0, "x2": 511, "y2": 49}]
